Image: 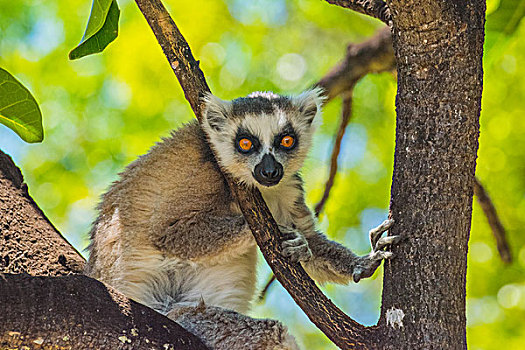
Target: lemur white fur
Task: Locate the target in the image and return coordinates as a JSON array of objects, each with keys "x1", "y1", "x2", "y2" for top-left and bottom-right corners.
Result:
[{"x1": 86, "y1": 88, "x2": 397, "y2": 350}]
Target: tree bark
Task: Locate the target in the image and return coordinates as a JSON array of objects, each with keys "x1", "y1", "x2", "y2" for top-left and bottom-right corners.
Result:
[
  {"x1": 0, "y1": 151, "x2": 85, "y2": 276},
  {"x1": 0, "y1": 274, "x2": 208, "y2": 350},
  {"x1": 378, "y1": 1, "x2": 485, "y2": 348},
  {"x1": 0, "y1": 150, "x2": 209, "y2": 349}
]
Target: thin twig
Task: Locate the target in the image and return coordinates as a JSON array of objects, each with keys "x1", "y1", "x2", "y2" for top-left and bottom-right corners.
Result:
[
  {"x1": 315, "y1": 94, "x2": 353, "y2": 216},
  {"x1": 473, "y1": 177, "x2": 512, "y2": 263}
]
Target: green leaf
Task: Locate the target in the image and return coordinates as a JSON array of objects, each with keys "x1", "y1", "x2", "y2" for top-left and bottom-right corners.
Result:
[
  {"x1": 0, "y1": 68, "x2": 43, "y2": 143},
  {"x1": 486, "y1": 0, "x2": 525, "y2": 35},
  {"x1": 69, "y1": 0, "x2": 120, "y2": 60}
]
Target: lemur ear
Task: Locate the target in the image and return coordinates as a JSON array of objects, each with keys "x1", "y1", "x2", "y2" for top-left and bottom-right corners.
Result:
[
  {"x1": 203, "y1": 93, "x2": 231, "y2": 132},
  {"x1": 291, "y1": 87, "x2": 325, "y2": 125}
]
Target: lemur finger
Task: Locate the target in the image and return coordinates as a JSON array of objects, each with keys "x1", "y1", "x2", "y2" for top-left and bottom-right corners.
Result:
[
  {"x1": 282, "y1": 237, "x2": 306, "y2": 248},
  {"x1": 278, "y1": 225, "x2": 298, "y2": 240},
  {"x1": 372, "y1": 250, "x2": 394, "y2": 260},
  {"x1": 353, "y1": 249, "x2": 395, "y2": 283},
  {"x1": 282, "y1": 245, "x2": 312, "y2": 262},
  {"x1": 374, "y1": 235, "x2": 401, "y2": 252},
  {"x1": 369, "y1": 219, "x2": 394, "y2": 248}
]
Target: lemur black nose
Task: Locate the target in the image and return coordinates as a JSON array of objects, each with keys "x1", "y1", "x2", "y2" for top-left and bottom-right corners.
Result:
[{"x1": 254, "y1": 153, "x2": 283, "y2": 186}]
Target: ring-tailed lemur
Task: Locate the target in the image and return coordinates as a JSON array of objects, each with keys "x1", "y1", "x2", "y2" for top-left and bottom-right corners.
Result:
[{"x1": 85, "y1": 88, "x2": 398, "y2": 350}]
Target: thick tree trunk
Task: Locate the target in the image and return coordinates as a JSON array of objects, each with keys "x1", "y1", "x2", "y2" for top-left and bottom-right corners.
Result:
[{"x1": 378, "y1": 1, "x2": 485, "y2": 349}]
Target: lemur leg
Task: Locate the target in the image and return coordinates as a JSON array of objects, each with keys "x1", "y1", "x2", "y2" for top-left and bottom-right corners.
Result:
[{"x1": 168, "y1": 303, "x2": 300, "y2": 350}]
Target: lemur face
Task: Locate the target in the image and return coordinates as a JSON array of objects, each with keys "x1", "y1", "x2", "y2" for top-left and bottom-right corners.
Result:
[{"x1": 202, "y1": 89, "x2": 323, "y2": 188}]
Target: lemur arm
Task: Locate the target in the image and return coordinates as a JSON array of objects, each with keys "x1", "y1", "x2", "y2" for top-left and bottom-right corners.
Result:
[{"x1": 288, "y1": 202, "x2": 396, "y2": 284}]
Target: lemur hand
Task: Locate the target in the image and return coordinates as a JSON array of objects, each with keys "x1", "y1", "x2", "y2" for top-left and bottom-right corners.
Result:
[
  {"x1": 352, "y1": 219, "x2": 400, "y2": 283},
  {"x1": 280, "y1": 225, "x2": 312, "y2": 263}
]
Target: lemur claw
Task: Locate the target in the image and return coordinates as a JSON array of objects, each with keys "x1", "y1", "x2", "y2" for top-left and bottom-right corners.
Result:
[
  {"x1": 280, "y1": 225, "x2": 312, "y2": 263},
  {"x1": 374, "y1": 235, "x2": 401, "y2": 252},
  {"x1": 352, "y1": 219, "x2": 399, "y2": 283},
  {"x1": 369, "y1": 219, "x2": 394, "y2": 250},
  {"x1": 352, "y1": 250, "x2": 393, "y2": 282}
]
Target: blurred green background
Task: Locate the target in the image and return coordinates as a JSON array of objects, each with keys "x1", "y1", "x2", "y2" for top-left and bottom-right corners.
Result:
[{"x1": 1, "y1": 0, "x2": 524, "y2": 348}]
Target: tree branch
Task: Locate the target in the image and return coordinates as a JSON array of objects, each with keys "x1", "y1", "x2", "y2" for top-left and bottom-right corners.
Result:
[
  {"x1": 232, "y1": 184, "x2": 376, "y2": 348},
  {"x1": 324, "y1": 0, "x2": 393, "y2": 27},
  {"x1": 316, "y1": 27, "x2": 395, "y2": 102},
  {"x1": 315, "y1": 94, "x2": 353, "y2": 216},
  {"x1": 0, "y1": 150, "x2": 85, "y2": 276},
  {"x1": 0, "y1": 274, "x2": 208, "y2": 350},
  {"x1": 0, "y1": 149, "x2": 209, "y2": 349},
  {"x1": 134, "y1": 0, "x2": 210, "y2": 118},
  {"x1": 134, "y1": 0, "x2": 378, "y2": 347}
]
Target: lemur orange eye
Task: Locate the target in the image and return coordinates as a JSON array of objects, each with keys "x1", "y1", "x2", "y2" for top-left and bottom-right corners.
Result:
[
  {"x1": 239, "y1": 138, "x2": 253, "y2": 151},
  {"x1": 280, "y1": 135, "x2": 295, "y2": 148}
]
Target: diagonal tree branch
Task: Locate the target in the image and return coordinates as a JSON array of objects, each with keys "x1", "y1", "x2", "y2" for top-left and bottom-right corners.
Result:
[
  {"x1": 324, "y1": 0, "x2": 393, "y2": 27},
  {"x1": 133, "y1": 0, "x2": 210, "y2": 117},
  {"x1": 134, "y1": 0, "x2": 378, "y2": 348},
  {"x1": 316, "y1": 27, "x2": 395, "y2": 102}
]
